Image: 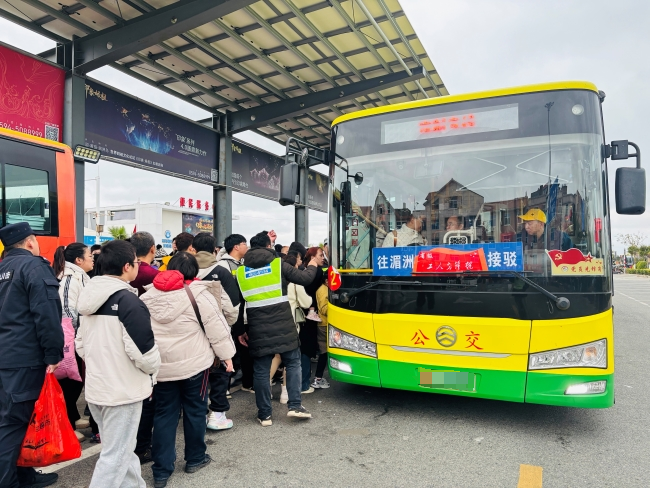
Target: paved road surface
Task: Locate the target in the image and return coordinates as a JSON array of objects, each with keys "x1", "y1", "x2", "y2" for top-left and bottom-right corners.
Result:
[{"x1": 50, "y1": 275, "x2": 649, "y2": 487}]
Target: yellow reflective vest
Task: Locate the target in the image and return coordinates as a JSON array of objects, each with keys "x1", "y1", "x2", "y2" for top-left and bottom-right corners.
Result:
[{"x1": 236, "y1": 257, "x2": 288, "y2": 309}]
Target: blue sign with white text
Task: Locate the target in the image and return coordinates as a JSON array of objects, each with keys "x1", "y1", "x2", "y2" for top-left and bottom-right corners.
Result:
[{"x1": 372, "y1": 242, "x2": 524, "y2": 276}]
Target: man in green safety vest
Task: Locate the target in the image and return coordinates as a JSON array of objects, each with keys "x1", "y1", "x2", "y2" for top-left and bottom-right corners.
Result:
[{"x1": 237, "y1": 231, "x2": 323, "y2": 426}]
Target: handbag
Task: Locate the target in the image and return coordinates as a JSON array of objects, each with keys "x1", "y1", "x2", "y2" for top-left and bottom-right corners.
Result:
[
  {"x1": 54, "y1": 318, "x2": 82, "y2": 382},
  {"x1": 293, "y1": 284, "x2": 307, "y2": 324},
  {"x1": 184, "y1": 284, "x2": 219, "y2": 368}
]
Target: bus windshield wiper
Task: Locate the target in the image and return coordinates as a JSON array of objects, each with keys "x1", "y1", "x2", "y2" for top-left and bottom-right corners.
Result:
[
  {"x1": 505, "y1": 271, "x2": 570, "y2": 310},
  {"x1": 339, "y1": 281, "x2": 383, "y2": 303},
  {"x1": 338, "y1": 279, "x2": 477, "y2": 303}
]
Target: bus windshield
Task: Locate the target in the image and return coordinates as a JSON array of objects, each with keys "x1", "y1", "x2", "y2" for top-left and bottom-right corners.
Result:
[{"x1": 331, "y1": 89, "x2": 610, "y2": 286}]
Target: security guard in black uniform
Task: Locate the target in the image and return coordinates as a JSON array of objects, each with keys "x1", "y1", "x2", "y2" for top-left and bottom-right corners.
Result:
[{"x1": 0, "y1": 223, "x2": 63, "y2": 488}]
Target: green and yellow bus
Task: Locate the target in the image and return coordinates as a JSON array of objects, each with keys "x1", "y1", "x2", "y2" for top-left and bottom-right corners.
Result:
[{"x1": 325, "y1": 81, "x2": 644, "y2": 408}]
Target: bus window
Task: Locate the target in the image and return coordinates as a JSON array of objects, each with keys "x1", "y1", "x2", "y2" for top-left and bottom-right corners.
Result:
[
  {"x1": 0, "y1": 134, "x2": 59, "y2": 237},
  {"x1": 5, "y1": 164, "x2": 51, "y2": 232}
]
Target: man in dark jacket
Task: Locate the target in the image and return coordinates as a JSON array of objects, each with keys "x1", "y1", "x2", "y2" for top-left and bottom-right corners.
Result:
[
  {"x1": 237, "y1": 232, "x2": 322, "y2": 426},
  {"x1": 0, "y1": 223, "x2": 63, "y2": 488}
]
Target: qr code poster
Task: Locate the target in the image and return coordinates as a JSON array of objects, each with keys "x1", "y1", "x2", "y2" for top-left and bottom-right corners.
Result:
[
  {"x1": 45, "y1": 125, "x2": 60, "y2": 142},
  {"x1": 0, "y1": 44, "x2": 65, "y2": 142}
]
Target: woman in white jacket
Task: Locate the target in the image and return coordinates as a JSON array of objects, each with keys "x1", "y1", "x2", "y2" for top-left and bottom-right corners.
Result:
[
  {"x1": 140, "y1": 252, "x2": 236, "y2": 488},
  {"x1": 52, "y1": 243, "x2": 97, "y2": 441}
]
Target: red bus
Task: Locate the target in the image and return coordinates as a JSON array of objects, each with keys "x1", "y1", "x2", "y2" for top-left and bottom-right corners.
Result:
[{"x1": 0, "y1": 128, "x2": 76, "y2": 262}]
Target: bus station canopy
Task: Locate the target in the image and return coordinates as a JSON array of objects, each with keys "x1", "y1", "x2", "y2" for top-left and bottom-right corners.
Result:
[{"x1": 0, "y1": 0, "x2": 448, "y2": 146}]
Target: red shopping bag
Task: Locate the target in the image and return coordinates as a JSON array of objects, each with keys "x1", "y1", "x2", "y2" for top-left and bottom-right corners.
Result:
[{"x1": 17, "y1": 372, "x2": 82, "y2": 467}]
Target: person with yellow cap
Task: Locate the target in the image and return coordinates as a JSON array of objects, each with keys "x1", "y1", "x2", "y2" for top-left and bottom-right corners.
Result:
[{"x1": 519, "y1": 208, "x2": 573, "y2": 251}]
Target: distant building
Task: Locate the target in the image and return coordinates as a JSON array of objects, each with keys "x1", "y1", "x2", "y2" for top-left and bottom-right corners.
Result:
[{"x1": 84, "y1": 202, "x2": 213, "y2": 249}]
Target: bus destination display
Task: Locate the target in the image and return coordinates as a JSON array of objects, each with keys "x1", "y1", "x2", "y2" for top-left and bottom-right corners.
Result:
[{"x1": 381, "y1": 104, "x2": 519, "y2": 145}]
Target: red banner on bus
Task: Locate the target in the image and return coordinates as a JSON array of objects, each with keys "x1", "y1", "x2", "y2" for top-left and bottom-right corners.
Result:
[
  {"x1": 0, "y1": 44, "x2": 64, "y2": 141},
  {"x1": 413, "y1": 247, "x2": 489, "y2": 273}
]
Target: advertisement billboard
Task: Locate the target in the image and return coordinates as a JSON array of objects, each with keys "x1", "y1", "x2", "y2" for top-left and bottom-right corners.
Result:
[
  {"x1": 231, "y1": 139, "x2": 282, "y2": 200},
  {"x1": 182, "y1": 213, "x2": 214, "y2": 235},
  {"x1": 0, "y1": 43, "x2": 64, "y2": 141},
  {"x1": 84, "y1": 79, "x2": 218, "y2": 184},
  {"x1": 231, "y1": 138, "x2": 327, "y2": 213},
  {"x1": 307, "y1": 169, "x2": 328, "y2": 213}
]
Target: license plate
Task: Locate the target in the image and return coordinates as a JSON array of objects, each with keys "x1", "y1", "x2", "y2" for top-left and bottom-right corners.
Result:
[{"x1": 418, "y1": 369, "x2": 476, "y2": 392}]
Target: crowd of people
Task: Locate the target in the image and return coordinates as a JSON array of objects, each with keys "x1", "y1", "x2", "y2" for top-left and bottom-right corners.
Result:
[{"x1": 0, "y1": 222, "x2": 328, "y2": 488}]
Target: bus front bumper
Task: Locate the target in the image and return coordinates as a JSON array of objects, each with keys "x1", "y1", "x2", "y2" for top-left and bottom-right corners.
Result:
[{"x1": 328, "y1": 352, "x2": 614, "y2": 408}]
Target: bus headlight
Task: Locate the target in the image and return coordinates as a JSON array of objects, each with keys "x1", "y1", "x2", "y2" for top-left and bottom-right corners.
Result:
[
  {"x1": 565, "y1": 380, "x2": 607, "y2": 395},
  {"x1": 329, "y1": 325, "x2": 377, "y2": 358},
  {"x1": 529, "y1": 339, "x2": 607, "y2": 370},
  {"x1": 330, "y1": 357, "x2": 352, "y2": 373}
]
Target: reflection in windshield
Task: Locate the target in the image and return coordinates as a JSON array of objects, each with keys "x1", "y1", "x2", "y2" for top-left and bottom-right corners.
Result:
[{"x1": 336, "y1": 134, "x2": 606, "y2": 277}]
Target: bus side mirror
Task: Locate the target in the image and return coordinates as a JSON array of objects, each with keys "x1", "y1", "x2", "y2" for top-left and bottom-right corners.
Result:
[
  {"x1": 279, "y1": 162, "x2": 299, "y2": 206},
  {"x1": 340, "y1": 181, "x2": 352, "y2": 215},
  {"x1": 611, "y1": 140, "x2": 645, "y2": 215},
  {"x1": 615, "y1": 167, "x2": 645, "y2": 214}
]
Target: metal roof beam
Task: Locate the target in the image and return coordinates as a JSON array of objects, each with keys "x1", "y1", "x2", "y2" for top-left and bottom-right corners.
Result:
[
  {"x1": 0, "y1": 8, "x2": 68, "y2": 43},
  {"x1": 20, "y1": 0, "x2": 93, "y2": 34},
  {"x1": 226, "y1": 66, "x2": 425, "y2": 133},
  {"x1": 170, "y1": 9, "x2": 402, "y2": 48},
  {"x1": 205, "y1": 20, "x2": 336, "y2": 129},
  {"x1": 173, "y1": 33, "x2": 329, "y2": 140},
  {"x1": 73, "y1": 0, "x2": 257, "y2": 73},
  {"x1": 244, "y1": 7, "x2": 351, "y2": 113},
  {"x1": 172, "y1": 34, "x2": 328, "y2": 140},
  {"x1": 129, "y1": 53, "x2": 237, "y2": 110},
  {"x1": 117, "y1": 63, "x2": 308, "y2": 138},
  {"x1": 110, "y1": 61, "x2": 216, "y2": 113},
  {"x1": 153, "y1": 44, "x2": 326, "y2": 143},
  {"x1": 279, "y1": 0, "x2": 389, "y2": 107},
  {"x1": 329, "y1": 0, "x2": 413, "y2": 102},
  {"x1": 354, "y1": 0, "x2": 428, "y2": 98},
  {"x1": 74, "y1": 0, "x2": 124, "y2": 26},
  {"x1": 376, "y1": 0, "x2": 442, "y2": 97},
  {"x1": 157, "y1": 42, "x2": 261, "y2": 105},
  {"x1": 311, "y1": 84, "x2": 444, "y2": 114},
  {"x1": 118, "y1": 28, "x2": 419, "y2": 76},
  {"x1": 123, "y1": 55, "x2": 321, "y2": 143}
]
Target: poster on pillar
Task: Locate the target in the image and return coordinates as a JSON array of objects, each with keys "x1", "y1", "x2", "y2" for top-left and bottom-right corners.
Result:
[
  {"x1": 231, "y1": 138, "x2": 328, "y2": 213},
  {"x1": 307, "y1": 169, "x2": 328, "y2": 213},
  {"x1": 0, "y1": 43, "x2": 65, "y2": 142},
  {"x1": 84, "y1": 79, "x2": 218, "y2": 184},
  {"x1": 182, "y1": 213, "x2": 214, "y2": 235},
  {"x1": 231, "y1": 138, "x2": 283, "y2": 199}
]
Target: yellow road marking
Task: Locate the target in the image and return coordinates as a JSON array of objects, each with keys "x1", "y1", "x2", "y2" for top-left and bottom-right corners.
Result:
[{"x1": 517, "y1": 464, "x2": 543, "y2": 488}]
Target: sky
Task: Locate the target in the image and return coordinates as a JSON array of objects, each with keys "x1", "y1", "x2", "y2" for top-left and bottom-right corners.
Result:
[
  {"x1": 0, "y1": 0, "x2": 648, "y2": 251},
  {"x1": 406, "y1": 0, "x2": 650, "y2": 252}
]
